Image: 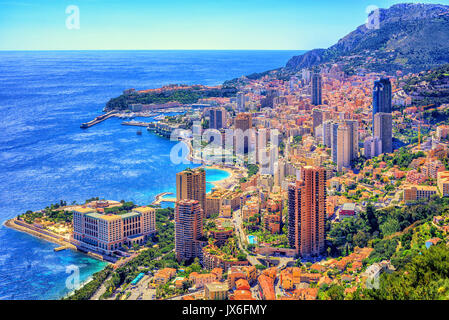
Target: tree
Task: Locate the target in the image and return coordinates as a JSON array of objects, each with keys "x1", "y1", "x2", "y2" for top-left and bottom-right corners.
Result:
[
  {"x1": 380, "y1": 218, "x2": 400, "y2": 237},
  {"x1": 365, "y1": 244, "x2": 449, "y2": 300},
  {"x1": 326, "y1": 285, "x2": 345, "y2": 300}
]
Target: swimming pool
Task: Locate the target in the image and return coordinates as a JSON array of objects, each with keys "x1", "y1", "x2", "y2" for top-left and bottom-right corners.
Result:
[{"x1": 248, "y1": 235, "x2": 257, "y2": 245}]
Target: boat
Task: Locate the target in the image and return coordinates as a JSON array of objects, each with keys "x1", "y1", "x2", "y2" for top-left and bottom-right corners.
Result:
[{"x1": 137, "y1": 130, "x2": 142, "y2": 135}]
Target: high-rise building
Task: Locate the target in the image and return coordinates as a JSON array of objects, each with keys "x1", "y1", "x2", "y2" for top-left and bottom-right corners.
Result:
[
  {"x1": 312, "y1": 109, "x2": 323, "y2": 135},
  {"x1": 344, "y1": 119, "x2": 359, "y2": 160},
  {"x1": 331, "y1": 122, "x2": 339, "y2": 163},
  {"x1": 288, "y1": 166, "x2": 327, "y2": 257},
  {"x1": 337, "y1": 124, "x2": 351, "y2": 171},
  {"x1": 210, "y1": 107, "x2": 227, "y2": 130},
  {"x1": 175, "y1": 199, "x2": 204, "y2": 262},
  {"x1": 234, "y1": 112, "x2": 252, "y2": 132},
  {"x1": 261, "y1": 89, "x2": 279, "y2": 109},
  {"x1": 322, "y1": 120, "x2": 333, "y2": 147},
  {"x1": 364, "y1": 136, "x2": 382, "y2": 159},
  {"x1": 372, "y1": 78, "x2": 392, "y2": 123},
  {"x1": 234, "y1": 112, "x2": 253, "y2": 154},
  {"x1": 374, "y1": 112, "x2": 393, "y2": 154},
  {"x1": 176, "y1": 168, "x2": 206, "y2": 216},
  {"x1": 236, "y1": 92, "x2": 246, "y2": 112},
  {"x1": 311, "y1": 73, "x2": 322, "y2": 106}
]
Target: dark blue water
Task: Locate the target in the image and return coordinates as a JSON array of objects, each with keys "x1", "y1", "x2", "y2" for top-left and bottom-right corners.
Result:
[{"x1": 0, "y1": 50, "x2": 302, "y2": 300}]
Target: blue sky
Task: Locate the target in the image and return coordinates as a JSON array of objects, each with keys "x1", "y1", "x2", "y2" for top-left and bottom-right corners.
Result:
[{"x1": 0, "y1": 0, "x2": 448, "y2": 50}]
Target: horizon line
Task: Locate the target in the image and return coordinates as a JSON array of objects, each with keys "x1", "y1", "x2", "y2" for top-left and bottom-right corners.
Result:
[{"x1": 0, "y1": 49, "x2": 310, "y2": 52}]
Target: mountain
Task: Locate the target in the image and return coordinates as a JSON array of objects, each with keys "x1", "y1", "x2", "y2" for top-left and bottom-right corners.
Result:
[{"x1": 285, "y1": 3, "x2": 449, "y2": 75}]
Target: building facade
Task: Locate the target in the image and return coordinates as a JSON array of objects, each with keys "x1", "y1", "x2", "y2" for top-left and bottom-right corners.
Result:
[
  {"x1": 176, "y1": 168, "x2": 206, "y2": 216},
  {"x1": 175, "y1": 199, "x2": 205, "y2": 262},
  {"x1": 72, "y1": 206, "x2": 156, "y2": 255},
  {"x1": 311, "y1": 73, "x2": 322, "y2": 106},
  {"x1": 288, "y1": 166, "x2": 327, "y2": 257},
  {"x1": 374, "y1": 112, "x2": 393, "y2": 154}
]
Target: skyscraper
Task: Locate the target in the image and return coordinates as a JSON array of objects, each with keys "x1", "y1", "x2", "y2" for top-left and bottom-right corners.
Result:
[
  {"x1": 331, "y1": 122, "x2": 340, "y2": 163},
  {"x1": 372, "y1": 78, "x2": 392, "y2": 123},
  {"x1": 312, "y1": 108, "x2": 323, "y2": 135},
  {"x1": 374, "y1": 112, "x2": 393, "y2": 154},
  {"x1": 288, "y1": 166, "x2": 327, "y2": 257},
  {"x1": 236, "y1": 92, "x2": 246, "y2": 112},
  {"x1": 261, "y1": 89, "x2": 279, "y2": 109},
  {"x1": 344, "y1": 119, "x2": 359, "y2": 161},
  {"x1": 176, "y1": 168, "x2": 206, "y2": 217},
  {"x1": 337, "y1": 124, "x2": 351, "y2": 171},
  {"x1": 311, "y1": 73, "x2": 322, "y2": 106},
  {"x1": 322, "y1": 120, "x2": 333, "y2": 147},
  {"x1": 175, "y1": 199, "x2": 204, "y2": 262},
  {"x1": 234, "y1": 112, "x2": 253, "y2": 154},
  {"x1": 210, "y1": 107, "x2": 226, "y2": 130}
]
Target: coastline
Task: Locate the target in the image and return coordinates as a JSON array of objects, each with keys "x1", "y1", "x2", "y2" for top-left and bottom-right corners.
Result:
[
  {"x1": 181, "y1": 138, "x2": 243, "y2": 190},
  {"x1": 3, "y1": 218, "x2": 76, "y2": 250}
]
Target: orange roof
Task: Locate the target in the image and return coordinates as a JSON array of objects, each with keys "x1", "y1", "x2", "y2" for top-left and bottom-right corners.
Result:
[
  {"x1": 235, "y1": 279, "x2": 250, "y2": 291},
  {"x1": 310, "y1": 264, "x2": 326, "y2": 272},
  {"x1": 293, "y1": 287, "x2": 318, "y2": 300},
  {"x1": 232, "y1": 290, "x2": 254, "y2": 300},
  {"x1": 258, "y1": 274, "x2": 276, "y2": 300},
  {"x1": 211, "y1": 268, "x2": 223, "y2": 276}
]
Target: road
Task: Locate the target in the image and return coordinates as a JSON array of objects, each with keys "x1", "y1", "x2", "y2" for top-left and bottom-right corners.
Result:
[
  {"x1": 232, "y1": 209, "x2": 260, "y2": 266},
  {"x1": 232, "y1": 209, "x2": 294, "y2": 270},
  {"x1": 166, "y1": 288, "x2": 204, "y2": 300}
]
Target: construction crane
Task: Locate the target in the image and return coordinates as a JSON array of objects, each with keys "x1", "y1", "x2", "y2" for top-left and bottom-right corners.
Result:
[{"x1": 418, "y1": 119, "x2": 421, "y2": 150}]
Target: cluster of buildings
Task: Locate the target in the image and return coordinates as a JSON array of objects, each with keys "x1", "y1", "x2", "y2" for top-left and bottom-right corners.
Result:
[{"x1": 72, "y1": 61, "x2": 449, "y2": 300}]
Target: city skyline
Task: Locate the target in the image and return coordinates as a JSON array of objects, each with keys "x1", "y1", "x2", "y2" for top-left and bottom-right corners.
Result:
[{"x1": 1, "y1": 0, "x2": 449, "y2": 51}]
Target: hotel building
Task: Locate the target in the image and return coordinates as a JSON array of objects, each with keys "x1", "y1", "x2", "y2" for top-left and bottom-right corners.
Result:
[{"x1": 72, "y1": 206, "x2": 156, "y2": 255}]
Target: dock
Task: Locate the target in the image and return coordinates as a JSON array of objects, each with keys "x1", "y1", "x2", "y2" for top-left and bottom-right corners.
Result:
[
  {"x1": 152, "y1": 192, "x2": 175, "y2": 205},
  {"x1": 80, "y1": 111, "x2": 118, "y2": 129},
  {"x1": 87, "y1": 252, "x2": 104, "y2": 261},
  {"x1": 121, "y1": 121, "x2": 152, "y2": 127},
  {"x1": 54, "y1": 245, "x2": 68, "y2": 252}
]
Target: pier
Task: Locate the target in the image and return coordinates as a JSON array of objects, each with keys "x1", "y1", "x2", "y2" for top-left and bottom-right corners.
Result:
[
  {"x1": 121, "y1": 121, "x2": 152, "y2": 127},
  {"x1": 54, "y1": 245, "x2": 68, "y2": 252},
  {"x1": 152, "y1": 192, "x2": 176, "y2": 205},
  {"x1": 80, "y1": 111, "x2": 118, "y2": 129}
]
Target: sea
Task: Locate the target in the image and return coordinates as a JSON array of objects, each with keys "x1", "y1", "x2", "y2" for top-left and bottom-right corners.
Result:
[{"x1": 0, "y1": 50, "x2": 304, "y2": 300}]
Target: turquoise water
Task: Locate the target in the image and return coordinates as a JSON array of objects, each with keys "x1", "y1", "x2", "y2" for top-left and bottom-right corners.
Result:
[
  {"x1": 248, "y1": 235, "x2": 257, "y2": 245},
  {"x1": 0, "y1": 50, "x2": 302, "y2": 299}
]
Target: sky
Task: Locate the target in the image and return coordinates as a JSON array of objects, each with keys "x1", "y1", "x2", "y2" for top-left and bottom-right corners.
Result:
[{"x1": 0, "y1": 0, "x2": 448, "y2": 50}]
